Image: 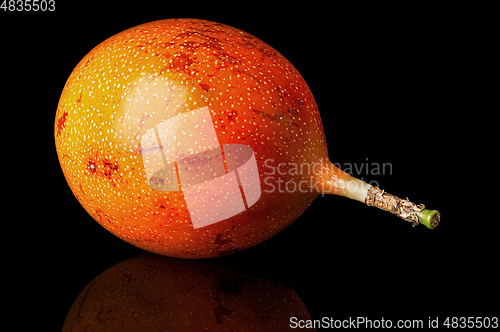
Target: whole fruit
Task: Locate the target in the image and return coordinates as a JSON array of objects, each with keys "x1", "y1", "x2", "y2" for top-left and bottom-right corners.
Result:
[
  {"x1": 62, "y1": 254, "x2": 314, "y2": 331},
  {"x1": 55, "y1": 19, "x2": 439, "y2": 259}
]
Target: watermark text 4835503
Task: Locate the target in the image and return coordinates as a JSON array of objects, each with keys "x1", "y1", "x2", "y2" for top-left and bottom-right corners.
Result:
[{"x1": 1, "y1": 0, "x2": 55, "y2": 11}]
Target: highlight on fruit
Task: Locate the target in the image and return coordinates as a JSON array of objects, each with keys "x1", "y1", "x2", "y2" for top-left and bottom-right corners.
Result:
[{"x1": 54, "y1": 18, "x2": 440, "y2": 258}]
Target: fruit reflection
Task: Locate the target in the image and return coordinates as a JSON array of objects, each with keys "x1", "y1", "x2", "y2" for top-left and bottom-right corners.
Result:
[{"x1": 62, "y1": 254, "x2": 315, "y2": 331}]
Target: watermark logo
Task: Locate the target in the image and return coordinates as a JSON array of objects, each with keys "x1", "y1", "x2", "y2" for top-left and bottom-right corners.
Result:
[
  {"x1": 261, "y1": 157, "x2": 393, "y2": 196},
  {"x1": 141, "y1": 106, "x2": 261, "y2": 229}
]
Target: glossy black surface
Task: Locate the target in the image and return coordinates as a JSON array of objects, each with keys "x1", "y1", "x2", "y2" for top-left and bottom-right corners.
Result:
[{"x1": 5, "y1": 3, "x2": 494, "y2": 330}]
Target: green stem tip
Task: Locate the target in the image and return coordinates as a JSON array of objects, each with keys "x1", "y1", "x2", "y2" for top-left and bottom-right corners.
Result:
[{"x1": 417, "y1": 209, "x2": 441, "y2": 229}]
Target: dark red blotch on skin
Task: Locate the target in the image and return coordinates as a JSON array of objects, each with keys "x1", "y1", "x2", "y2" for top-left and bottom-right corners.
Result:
[{"x1": 56, "y1": 111, "x2": 68, "y2": 136}]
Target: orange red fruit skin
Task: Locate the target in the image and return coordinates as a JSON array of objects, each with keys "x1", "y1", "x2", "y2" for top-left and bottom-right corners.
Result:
[{"x1": 55, "y1": 19, "x2": 331, "y2": 258}]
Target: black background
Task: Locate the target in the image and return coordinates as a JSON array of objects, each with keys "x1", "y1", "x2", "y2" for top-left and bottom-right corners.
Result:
[{"x1": 3, "y1": 2, "x2": 495, "y2": 330}]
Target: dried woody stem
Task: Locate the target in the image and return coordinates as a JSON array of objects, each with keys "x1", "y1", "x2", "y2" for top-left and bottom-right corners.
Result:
[{"x1": 365, "y1": 186, "x2": 440, "y2": 229}]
